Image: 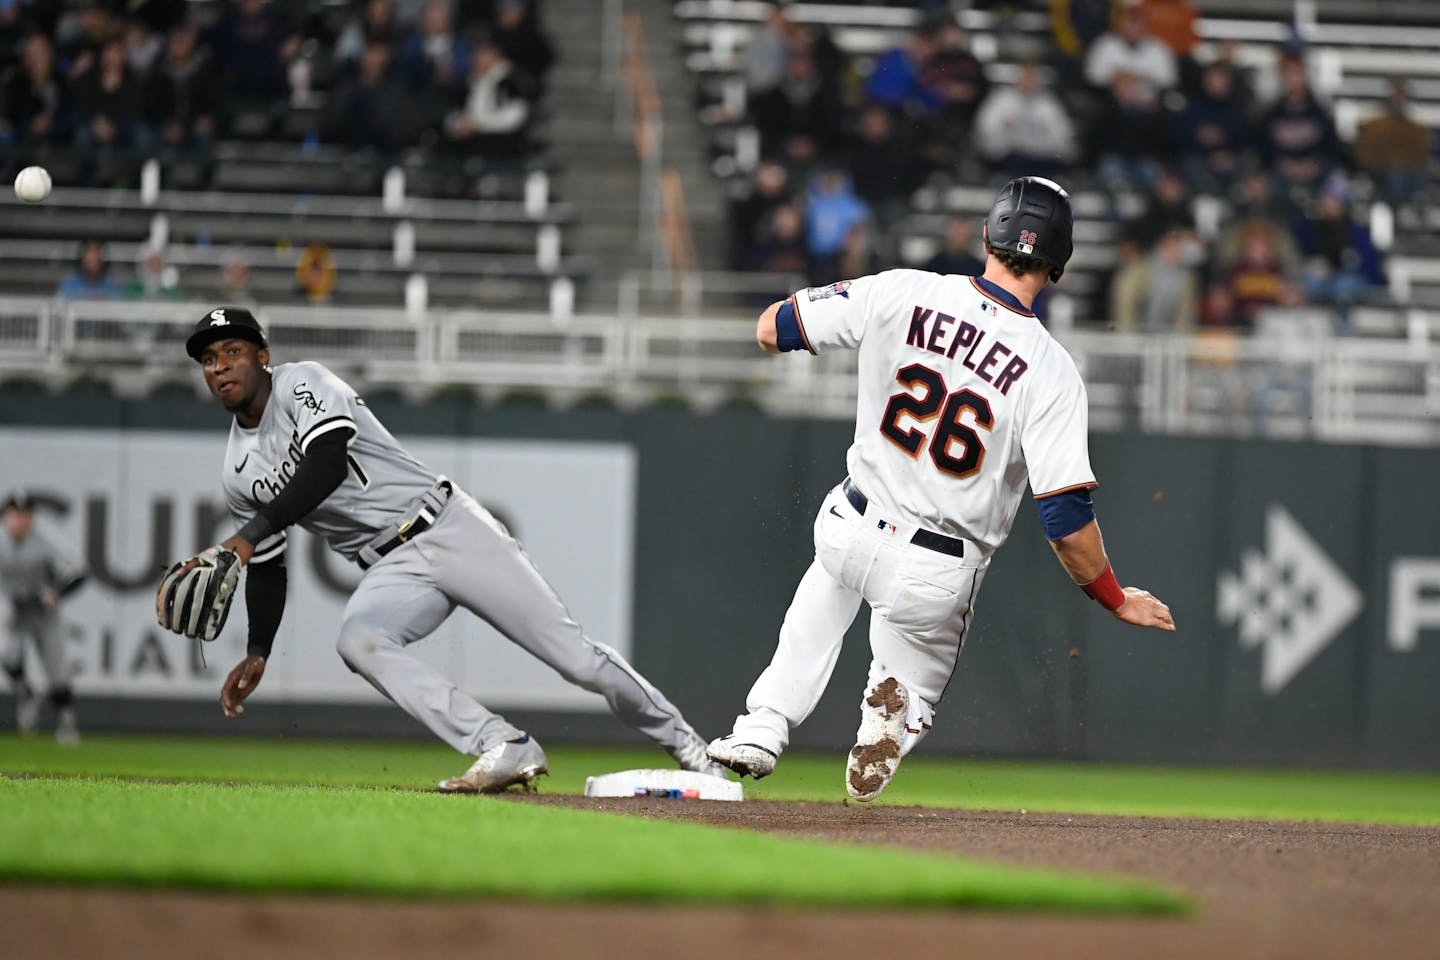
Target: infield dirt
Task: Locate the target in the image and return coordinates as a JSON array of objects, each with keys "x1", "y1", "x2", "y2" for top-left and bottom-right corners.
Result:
[{"x1": 4, "y1": 798, "x2": 1437, "y2": 960}]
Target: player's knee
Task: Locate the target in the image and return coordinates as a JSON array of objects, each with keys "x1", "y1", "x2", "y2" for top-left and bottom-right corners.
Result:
[{"x1": 336, "y1": 622, "x2": 384, "y2": 673}]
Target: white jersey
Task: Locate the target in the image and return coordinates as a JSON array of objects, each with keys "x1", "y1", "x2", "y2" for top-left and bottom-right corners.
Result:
[
  {"x1": 790, "y1": 269, "x2": 1096, "y2": 555},
  {"x1": 222, "y1": 361, "x2": 437, "y2": 565}
]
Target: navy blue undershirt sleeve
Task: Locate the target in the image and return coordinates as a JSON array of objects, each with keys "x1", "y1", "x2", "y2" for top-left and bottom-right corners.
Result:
[
  {"x1": 774, "y1": 299, "x2": 807, "y2": 352},
  {"x1": 244, "y1": 560, "x2": 287, "y2": 659},
  {"x1": 1036, "y1": 488, "x2": 1096, "y2": 541}
]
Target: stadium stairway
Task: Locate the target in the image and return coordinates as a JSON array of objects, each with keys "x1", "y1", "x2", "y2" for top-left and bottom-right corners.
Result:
[{"x1": 545, "y1": 0, "x2": 729, "y2": 308}]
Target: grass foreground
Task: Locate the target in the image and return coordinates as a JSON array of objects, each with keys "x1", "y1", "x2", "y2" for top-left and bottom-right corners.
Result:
[
  {"x1": 4, "y1": 734, "x2": 1438, "y2": 825},
  {"x1": 0, "y1": 775, "x2": 1182, "y2": 913}
]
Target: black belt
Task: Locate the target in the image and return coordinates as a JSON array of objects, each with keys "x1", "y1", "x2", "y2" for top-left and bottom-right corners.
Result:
[
  {"x1": 358, "y1": 479, "x2": 453, "y2": 571},
  {"x1": 842, "y1": 478, "x2": 967, "y2": 559}
]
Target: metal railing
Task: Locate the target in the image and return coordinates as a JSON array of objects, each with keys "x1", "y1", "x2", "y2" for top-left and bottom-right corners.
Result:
[{"x1": 1, "y1": 297, "x2": 1437, "y2": 446}]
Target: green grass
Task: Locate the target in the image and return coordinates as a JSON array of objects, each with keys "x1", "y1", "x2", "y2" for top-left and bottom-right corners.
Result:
[
  {"x1": 3, "y1": 734, "x2": 1438, "y2": 825},
  {"x1": 0, "y1": 777, "x2": 1183, "y2": 913}
]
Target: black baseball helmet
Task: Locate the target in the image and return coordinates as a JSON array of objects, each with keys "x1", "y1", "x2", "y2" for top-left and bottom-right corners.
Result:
[
  {"x1": 984, "y1": 176, "x2": 1074, "y2": 282},
  {"x1": 1, "y1": 491, "x2": 34, "y2": 513},
  {"x1": 185, "y1": 306, "x2": 268, "y2": 361}
]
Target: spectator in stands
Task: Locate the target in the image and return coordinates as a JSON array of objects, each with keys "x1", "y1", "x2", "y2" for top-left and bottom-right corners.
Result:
[
  {"x1": 337, "y1": 0, "x2": 400, "y2": 67},
  {"x1": 122, "y1": 19, "x2": 163, "y2": 75},
  {"x1": 746, "y1": 203, "x2": 810, "y2": 278},
  {"x1": 813, "y1": 220, "x2": 882, "y2": 286},
  {"x1": 144, "y1": 23, "x2": 219, "y2": 152},
  {"x1": 125, "y1": 243, "x2": 183, "y2": 301},
  {"x1": 973, "y1": 61, "x2": 1078, "y2": 178},
  {"x1": 1048, "y1": 0, "x2": 1113, "y2": 84},
  {"x1": 295, "y1": 241, "x2": 337, "y2": 304},
  {"x1": 1356, "y1": 79, "x2": 1432, "y2": 217},
  {"x1": 219, "y1": 249, "x2": 255, "y2": 304},
  {"x1": 923, "y1": 19, "x2": 989, "y2": 142},
  {"x1": 0, "y1": 33, "x2": 67, "y2": 146},
  {"x1": 1129, "y1": 167, "x2": 1194, "y2": 245},
  {"x1": 1084, "y1": 0, "x2": 1177, "y2": 102},
  {"x1": 57, "y1": 241, "x2": 122, "y2": 301},
  {"x1": 326, "y1": 40, "x2": 417, "y2": 152},
  {"x1": 1215, "y1": 181, "x2": 1301, "y2": 279},
  {"x1": 924, "y1": 215, "x2": 984, "y2": 276},
  {"x1": 744, "y1": 3, "x2": 792, "y2": 95},
  {"x1": 491, "y1": 0, "x2": 554, "y2": 93},
  {"x1": 729, "y1": 159, "x2": 793, "y2": 270},
  {"x1": 1090, "y1": 71, "x2": 1170, "y2": 212},
  {"x1": 846, "y1": 103, "x2": 922, "y2": 219},
  {"x1": 1225, "y1": 223, "x2": 1302, "y2": 329},
  {"x1": 1293, "y1": 175, "x2": 1385, "y2": 319},
  {"x1": 750, "y1": 53, "x2": 839, "y2": 152},
  {"x1": 445, "y1": 40, "x2": 533, "y2": 156},
  {"x1": 864, "y1": 22, "x2": 939, "y2": 115},
  {"x1": 1174, "y1": 60, "x2": 1249, "y2": 195},
  {"x1": 207, "y1": 0, "x2": 300, "y2": 108},
  {"x1": 72, "y1": 39, "x2": 146, "y2": 149},
  {"x1": 1111, "y1": 228, "x2": 1197, "y2": 332},
  {"x1": 398, "y1": 0, "x2": 469, "y2": 91},
  {"x1": 804, "y1": 168, "x2": 869, "y2": 262},
  {"x1": 1257, "y1": 53, "x2": 1341, "y2": 199}
]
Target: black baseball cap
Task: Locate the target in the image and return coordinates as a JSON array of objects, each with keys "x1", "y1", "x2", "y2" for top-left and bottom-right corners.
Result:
[
  {"x1": 185, "y1": 307, "x2": 269, "y2": 361},
  {"x1": 1, "y1": 491, "x2": 34, "y2": 512}
]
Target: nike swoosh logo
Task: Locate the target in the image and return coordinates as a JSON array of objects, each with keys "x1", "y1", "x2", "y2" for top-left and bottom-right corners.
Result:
[
  {"x1": 234, "y1": 454, "x2": 249, "y2": 473},
  {"x1": 829, "y1": 506, "x2": 844, "y2": 518}
]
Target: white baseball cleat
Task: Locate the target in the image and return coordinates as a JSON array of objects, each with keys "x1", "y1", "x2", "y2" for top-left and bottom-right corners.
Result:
[
  {"x1": 706, "y1": 735, "x2": 778, "y2": 780},
  {"x1": 15, "y1": 688, "x2": 39, "y2": 734},
  {"x1": 54, "y1": 706, "x2": 80, "y2": 747},
  {"x1": 846, "y1": 677, "x2": 908, "y2": 802},
  {"x1": 438, "y1": 735, "x2": 548, "y2": 794},
  {"x1": 670, "y1": 728, "x2": 729, "y2": 779}
]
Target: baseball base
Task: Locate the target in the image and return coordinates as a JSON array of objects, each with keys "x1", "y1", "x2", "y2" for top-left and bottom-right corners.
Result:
[{"x1": 584, "y1": 768, "x2": 744, "y2": 802}]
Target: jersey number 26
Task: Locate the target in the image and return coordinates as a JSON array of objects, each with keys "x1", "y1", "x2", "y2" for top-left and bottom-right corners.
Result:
[{"x1": 879, "y1": 363, "x2": 994, "y2": 478}]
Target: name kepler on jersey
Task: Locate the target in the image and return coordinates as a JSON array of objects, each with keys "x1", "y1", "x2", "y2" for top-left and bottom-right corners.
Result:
[{"x1": 902, "y1": 306, "x2": 1029, "y2": 396}]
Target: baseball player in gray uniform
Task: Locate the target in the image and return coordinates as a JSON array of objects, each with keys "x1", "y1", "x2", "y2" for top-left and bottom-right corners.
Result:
[
  {"x1": 1, "y1": 493, "x2": 87, "y2": 744},
  {"x1": 176, "y1": 307, "x2": 722, "y2": 791}
]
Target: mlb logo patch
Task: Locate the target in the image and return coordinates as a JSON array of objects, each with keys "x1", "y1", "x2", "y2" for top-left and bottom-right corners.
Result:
[
  {"x1": 877, "y1": 520, "x2": 897, "y2": 535},
  {"x1": 1016, "y1": 229, "x2": 1038, "y2": 255},
  {"x1": 981, "y1": 302, "x2": 997, "y2": 318},
  {"x1": 806, "y1": 280, "x2": 851, "y2": 301}
]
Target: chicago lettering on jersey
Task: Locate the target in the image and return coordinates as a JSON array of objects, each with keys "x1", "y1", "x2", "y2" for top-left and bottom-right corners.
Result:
[
  {"x1": 903, "y1": 306, "x2": 1030, "y2": 395},
  {"x1": 248, "y1": 428, "x2": 306, "y2": 501}
]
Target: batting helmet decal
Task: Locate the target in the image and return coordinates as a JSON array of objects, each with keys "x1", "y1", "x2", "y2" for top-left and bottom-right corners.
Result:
[{"x1": 984, "y1": 176, "x2": 1075, "y2": 283}]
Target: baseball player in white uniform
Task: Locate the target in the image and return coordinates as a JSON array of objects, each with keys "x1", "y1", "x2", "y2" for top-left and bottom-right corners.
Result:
[
  {"x1": 172, "y1": 307, "x2": 722, "y2": 792},
  {"x1": 707, "y1": 177, "x2": 1175, "y2": 800}
]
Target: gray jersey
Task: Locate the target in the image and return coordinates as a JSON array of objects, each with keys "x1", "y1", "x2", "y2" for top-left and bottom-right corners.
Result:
[
  {"x1": 223, "y1": 361, "x2": 436, "y2": 564},
  {"x1": 0, "y1": 529, "x2": 83, "y2": 606}
]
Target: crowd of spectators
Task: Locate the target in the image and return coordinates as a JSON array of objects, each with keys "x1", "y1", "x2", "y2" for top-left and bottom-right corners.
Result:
[
  {"x1": 726, "y1": 0, "x2": 1435, "y2": 332},
  {"x1": 0, "y1": 0, "x2": 554, "y2": 179}
]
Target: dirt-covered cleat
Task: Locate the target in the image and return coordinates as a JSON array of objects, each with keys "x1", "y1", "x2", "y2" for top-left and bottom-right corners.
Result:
[
  {"x1": 706, "y1": 735, "x2": 778, "y2": 780},
  {"x1": 670, "y1": 728, "x2": 729, "y2": 779},
  {"x1": 438, "y1": 735, "x2": 548, "y2": 794},
  {"x1": 54, "y1": 706, "x2": 80, "y2": 747},
  {"x1": 846, "y1": 677, "x2": 908, "y2": 802}
]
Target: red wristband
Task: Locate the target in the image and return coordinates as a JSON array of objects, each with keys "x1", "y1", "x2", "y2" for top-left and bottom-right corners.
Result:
[{"x1": 1081, "y1": 563, "x2": 1125, "y2": 612}]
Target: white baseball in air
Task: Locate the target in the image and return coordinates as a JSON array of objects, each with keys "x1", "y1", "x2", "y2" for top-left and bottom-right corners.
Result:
[{"x1": 14, "y1": 165, "x2": 52, "y2": 203}]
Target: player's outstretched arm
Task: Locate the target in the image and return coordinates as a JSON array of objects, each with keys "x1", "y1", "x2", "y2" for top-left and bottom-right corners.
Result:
[
  {"x1": 755, "y1": 300, "x2": 786, "y2": 354},
  {"x1": 221, "y1": 560, "x2": 288, "y2": 717},
  {"x1": 1048, "y1": 519, "x2": 1175, "y2": 631}
]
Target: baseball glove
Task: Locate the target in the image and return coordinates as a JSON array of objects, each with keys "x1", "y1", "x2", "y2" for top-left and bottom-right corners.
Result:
[{"x1": 155, "y1": 546, "x2": 242, "y2": 642}]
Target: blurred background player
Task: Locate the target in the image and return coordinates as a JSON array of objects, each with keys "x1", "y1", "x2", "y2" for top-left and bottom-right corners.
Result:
[{"x1": 0, "y1": 492, "x2": 87, "y2": 745}]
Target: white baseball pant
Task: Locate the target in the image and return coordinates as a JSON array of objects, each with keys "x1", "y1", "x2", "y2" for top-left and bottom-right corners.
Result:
[{"x1": 731, "y1": 481, "x2": 988, "y2": 757}]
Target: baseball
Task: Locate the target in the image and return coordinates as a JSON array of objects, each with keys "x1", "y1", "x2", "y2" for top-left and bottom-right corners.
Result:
[{"x1": 14, "y1": 165, "x2": 52, "y2": 203}]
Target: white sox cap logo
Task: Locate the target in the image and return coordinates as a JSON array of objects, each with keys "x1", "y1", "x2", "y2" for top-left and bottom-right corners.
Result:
[
  {"x1": 1217, "y1": 504, "x2": 1362, "y2": 694},
  {"x1": 209, "y1": 309, "x2": 228, "y2": 326}
]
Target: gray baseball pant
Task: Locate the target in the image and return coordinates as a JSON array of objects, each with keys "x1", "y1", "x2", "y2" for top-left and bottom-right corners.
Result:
[
  {"x1": 2, "y1": 606, "x2": 69, "y2": 693},
  {"x1": 335, "y1": 488, "x2": 694, "y2": 758}
]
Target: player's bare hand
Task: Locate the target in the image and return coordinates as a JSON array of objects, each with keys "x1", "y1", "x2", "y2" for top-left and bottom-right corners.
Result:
[
  {"x1": 219, "y1": 534, "x2": 255, "y2": 565},
  {"x1": 221, "y1": 655, "x2": 266, "y2": 718},
  {"x1": 1113, "y1": 587, "x2": 1175, "y2": 631}
]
